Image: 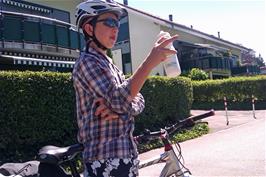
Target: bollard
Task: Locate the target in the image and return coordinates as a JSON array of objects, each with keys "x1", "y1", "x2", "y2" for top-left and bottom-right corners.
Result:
[
  {"x1": 252, "y1": 95, "x2": 256, "y2": 119},
  {"x1": 224, "y1": 97, "x2": 229, "y2": 125}
]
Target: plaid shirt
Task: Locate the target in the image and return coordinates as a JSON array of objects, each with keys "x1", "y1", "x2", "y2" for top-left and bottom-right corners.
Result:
[{"x1": 72, "y1": 47, "x2": 145, "y2": 163}]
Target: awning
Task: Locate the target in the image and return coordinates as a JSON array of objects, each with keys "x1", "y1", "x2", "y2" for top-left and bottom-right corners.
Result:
[
  {"x1": 2, "y1": 0, "x2": 51, "y2": 13},
  {"x1": 1, "y1": 55, "x2": 75, "y2": 68}
]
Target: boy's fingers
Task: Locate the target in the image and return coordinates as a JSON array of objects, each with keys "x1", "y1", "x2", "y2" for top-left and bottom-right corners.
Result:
[
  {"x1": 100, "y1": 108, "x2": 110, "y2": 118},
  {"x1": 159, "y1": 48, "x2": 177, "y2": 57},
  {"x1": 159, "y1": 35, "x2": 178, "y2": 48},
  {"x1": 95, "y1": 97, "x2": 105, "y2": 105},
  {"x1": 105, "y1": 113, "x2": 119, "y2": 120},
  {"x1": 156, "y1": 36, "x2": 168, "y2": 44},
  {"x1": 95, "y1": 104, "x2": 106, "y2": 116},
  {"x1": 94, "y1": 97, "x2": 119, "y2": 120}
]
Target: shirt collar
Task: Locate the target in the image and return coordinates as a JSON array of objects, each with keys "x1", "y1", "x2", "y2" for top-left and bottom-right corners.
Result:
[{"x1": 87, "y1": 47, "x2": 113, "y2": 63}]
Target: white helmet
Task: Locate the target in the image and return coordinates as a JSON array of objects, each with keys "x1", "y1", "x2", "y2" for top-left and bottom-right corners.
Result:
[{"x1": 75, "y1": 0, "x2": 127, "y2": 29}]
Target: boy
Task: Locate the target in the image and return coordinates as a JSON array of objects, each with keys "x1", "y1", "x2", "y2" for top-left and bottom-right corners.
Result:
[{"x1": 72, "y1": 0, "x2": 178, "y2": 176}]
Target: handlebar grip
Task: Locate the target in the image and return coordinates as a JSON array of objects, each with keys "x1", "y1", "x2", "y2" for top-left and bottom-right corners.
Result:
[
  {"x1": 189, "y1": 109, "x2": 215, "y2": 122},
  {"x1": 134, "y1": 109, "x2": 215, "y2": 143},
  {"x1": 167, "y1": 109, "x2": 215, "y2": 131}
]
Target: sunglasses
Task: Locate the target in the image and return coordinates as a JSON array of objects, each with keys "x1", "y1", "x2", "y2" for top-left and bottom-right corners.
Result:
[{"x1": 97, "y1": 18, "x2": 120, "y2": 28}]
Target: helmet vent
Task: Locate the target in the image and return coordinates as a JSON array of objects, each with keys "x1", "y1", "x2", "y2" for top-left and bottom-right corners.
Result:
[{"x1": 91, "y1": 5, "x2": 107, "y2": 10}]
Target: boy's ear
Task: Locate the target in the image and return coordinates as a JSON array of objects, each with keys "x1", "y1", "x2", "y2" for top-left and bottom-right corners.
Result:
[{"x1": 84, "y1": 23, "x2": 93, "y2": 36}]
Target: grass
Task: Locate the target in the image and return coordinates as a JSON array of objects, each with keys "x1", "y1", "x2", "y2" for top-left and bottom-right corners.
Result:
[{"x1": 137, "y1": 122, "x2": 209, "y2": 153}]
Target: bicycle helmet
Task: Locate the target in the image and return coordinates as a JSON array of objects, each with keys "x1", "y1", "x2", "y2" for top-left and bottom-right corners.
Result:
[
  {"x1": 75, "y1": 0, "x2": 127, "y2": 51},
  {"x1": 75, "y1": 0, "x2": 127, "y2": 29}
]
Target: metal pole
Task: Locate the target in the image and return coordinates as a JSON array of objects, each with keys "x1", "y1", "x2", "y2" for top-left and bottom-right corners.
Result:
[
  {"x1": 252, "y1": 95, "x2": 256, "y2": 119},
  {"x1": 224, "y1": 97, "x2": 229, "y2": 125}
]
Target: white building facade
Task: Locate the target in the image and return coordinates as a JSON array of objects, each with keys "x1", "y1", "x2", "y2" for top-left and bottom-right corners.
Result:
[{"x1": 24, "y1": 0, "x2": 251, "y2": 78}]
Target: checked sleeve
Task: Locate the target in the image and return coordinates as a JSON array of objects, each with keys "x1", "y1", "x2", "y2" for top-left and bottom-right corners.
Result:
[{"x1": 76, "y1": 56, "x2": 145, "y2": 119}]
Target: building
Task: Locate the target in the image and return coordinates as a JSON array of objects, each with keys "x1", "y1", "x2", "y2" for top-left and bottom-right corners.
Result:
[
  {"x1": 112, "y1": 3, "x2": 251, "y2": 78},
  {"x1": 0, "y1": 0, "x2": 84, "y2": 72},
  {"x1": 1, "y1": 0, "x2": 252, "y2": 78}
]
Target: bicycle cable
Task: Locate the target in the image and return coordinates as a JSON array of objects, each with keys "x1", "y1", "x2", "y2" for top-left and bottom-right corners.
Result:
[
  {"x1": 14, "y1": 163, "x2": 32, "y2": 176},
  {"x1": 172, "y1": 140, "x2": 192, "y2": 176}
]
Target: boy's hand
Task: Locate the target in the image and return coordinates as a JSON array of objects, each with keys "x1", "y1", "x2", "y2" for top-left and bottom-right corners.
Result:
[
  {"x1": 145, "y1": 34, "x2": 179, "y2": 69},
  {"x1": 94, "y1": 98, "x2": 119, "y2": 120}
]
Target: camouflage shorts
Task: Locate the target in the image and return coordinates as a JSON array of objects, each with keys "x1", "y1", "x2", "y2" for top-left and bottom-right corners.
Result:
[{"x1": 85, "y1": 157, "x2": 139, "y2": 177}]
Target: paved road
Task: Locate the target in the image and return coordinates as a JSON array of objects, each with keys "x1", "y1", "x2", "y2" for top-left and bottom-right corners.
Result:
[{"x1": 139, "y1": 110, "x2": 266, "y2": 177}]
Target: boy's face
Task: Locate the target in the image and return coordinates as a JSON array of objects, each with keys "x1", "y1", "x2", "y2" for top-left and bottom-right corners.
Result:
[{"x1": 85, "y1": 12, "x2": 120, "y2": 49}]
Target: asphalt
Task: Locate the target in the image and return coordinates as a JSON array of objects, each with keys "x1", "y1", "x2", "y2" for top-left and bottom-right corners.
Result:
[
  {"x1": 191, "y1": 110, "x2": 265, "y2": 133},
  {"x1": 138, "y1": 109, "x2": 266, "y2": 177}
]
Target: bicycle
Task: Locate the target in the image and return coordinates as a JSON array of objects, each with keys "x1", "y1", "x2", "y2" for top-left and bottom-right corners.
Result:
[
  {"x1": 0, "y1": 110, "x2": 214, "y2": 177},
  {"x1": 136, "y1": 109, "x2": 214, "y2": 177}
]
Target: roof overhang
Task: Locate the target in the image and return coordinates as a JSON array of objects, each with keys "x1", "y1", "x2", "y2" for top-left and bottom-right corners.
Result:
[
  {"x1": 121, "y1": 4, "x2": 250, "y2": 52},
  {"x1": 0, "y1": 55, "x2": 75, "y2": 68}
]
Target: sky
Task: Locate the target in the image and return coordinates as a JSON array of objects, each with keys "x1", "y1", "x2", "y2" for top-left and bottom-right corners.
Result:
[{"x1": 115, "y1": 0, "x2": 266, "y2": 60}]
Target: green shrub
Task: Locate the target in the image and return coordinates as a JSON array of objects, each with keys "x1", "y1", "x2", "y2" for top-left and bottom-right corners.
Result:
[
  {"x1": 192, "y1": 75, "x2": 266, "y2": 110},
  {"x1": 0, "y1": 71, "x2": 77, "y2": 162},
  {"x1": 137, "y1": 123, "x2": 209, "y2": 153},
  {"x1": 189, "y1": 68, "x2": 208, "y2": 81},
  {"x1": 135, "y1": 76, "x2": 193, "y2": 134},
  {"x1": 0, "y1": 71, "x2": 192, "y2": 162}
]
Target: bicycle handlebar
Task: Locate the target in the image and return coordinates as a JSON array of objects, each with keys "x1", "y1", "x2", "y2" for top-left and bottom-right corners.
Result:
[
  {"x1": 39, "y1": 110, "x2": 214, "y2": 163},
  {"x1": 134, "y1": 109, "x2": 215, "y2": 142}
]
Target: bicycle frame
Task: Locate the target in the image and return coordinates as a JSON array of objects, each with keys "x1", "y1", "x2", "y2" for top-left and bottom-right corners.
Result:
[
  {"x1": 140, "y1": 150, "x2": 186, "y2": 177},
  {"x1": 138, "y1": 131, "x2": 190, "y2": 177},
  {"x1": 136, "y1": 109, "x2": 215, "y2": 177}
]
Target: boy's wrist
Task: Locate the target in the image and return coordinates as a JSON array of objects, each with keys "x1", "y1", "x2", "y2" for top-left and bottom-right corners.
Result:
[{"x1": 142, "y1": 56, "x2": 154, "y2": 72}]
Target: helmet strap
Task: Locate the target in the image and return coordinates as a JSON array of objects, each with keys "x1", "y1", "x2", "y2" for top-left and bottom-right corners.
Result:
[
  {"x1": 92, "y1": 34, "x2": 108, "y2": 51},
  {"x1": 90, "y1": 17, "x2": 108, "y2": 51}
]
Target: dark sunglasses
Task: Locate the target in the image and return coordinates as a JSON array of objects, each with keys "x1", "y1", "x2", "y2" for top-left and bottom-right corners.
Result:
[{"x1": 97, "y1": 18, "x2": 120, "y2": 28}]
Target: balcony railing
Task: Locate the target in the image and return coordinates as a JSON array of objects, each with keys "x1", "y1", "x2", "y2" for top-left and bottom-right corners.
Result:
[
  {"x1": 180, "y1": 56, "x2": 231, "y2": 71},
  {"x1": 0, "y1": 10, "x2": 84, "y2": 56}
]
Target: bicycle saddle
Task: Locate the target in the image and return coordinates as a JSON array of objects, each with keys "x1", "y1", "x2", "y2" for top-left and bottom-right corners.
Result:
[{"x1": 38, "y1": 144, "x2": 84, "y2": 165}]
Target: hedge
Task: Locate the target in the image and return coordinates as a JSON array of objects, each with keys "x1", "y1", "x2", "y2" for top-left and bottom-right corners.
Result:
[
  {"x1": 135, "y1": 76, "x2": 193, "y2": 133},
  {"x1": 0, "y1": 71, "x2": 77, "y2": 163},
  {"x1": 0, "y1": 71, "x2": 192, "y2": 163},
  {"x1": 192, "y1": 75, "x2": 266, "y2": 110}
]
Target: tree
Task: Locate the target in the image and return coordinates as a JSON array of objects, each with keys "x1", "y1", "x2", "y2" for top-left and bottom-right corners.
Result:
[
  {"x1": 241, "y1": 50, "x2": 265, "y2": 67},
  {"x1": 255, "y1": 54, "x2": 265, "y2": 67},
  {"x1": 107, "y1": 49, "x2": 116, "y2": 64},
  {"x1": 107, "y1": 49, "x2": 113, "y2": 59}
]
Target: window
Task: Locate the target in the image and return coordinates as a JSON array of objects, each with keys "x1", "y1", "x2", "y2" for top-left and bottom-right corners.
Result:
[
  {"x1": 198, "y1": 48, "x2": 207, "y2": 57},
  {"x1": 117, "y1": 23, "x2": 129, "y2": 42},
  {"x1": 210, "y1": 57, "x2": 217, "y2": 69},
  {"x1": 122, "y1": 53, "x2": 132, "y2": 74},
  {"x1": 0, "y1": 20, "x2": 2, "y2": 40},
  {"x1": 70, "y1": 30, "x2": 79, "y2": 49},
  {"x1": 41, "y1": 23, "x2": 56, "y2": 45},
  {"x1": 24, "y1": 21, "x2": 40, "y2": 42},
  {"x1": 79, "y1": 33, "x2": 85, "y2": 50},
  {"x1": 202, "y1": 58, "x2": 209, "y2": 69},
  {"x1": 56, "y1": 25, "x2": 69, "y2": 48},
  {"x1": 3, "y1": 16, "x2": 22, "y2": 41}
]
